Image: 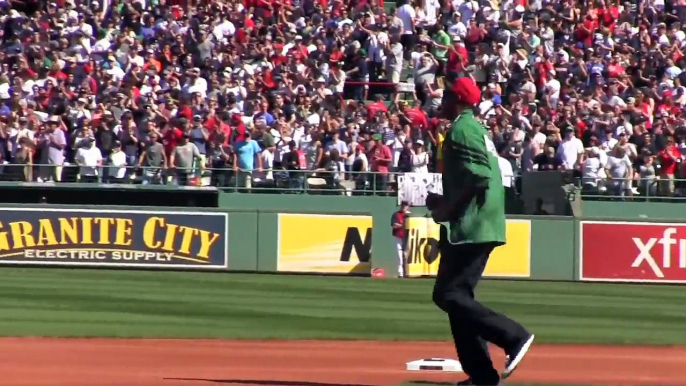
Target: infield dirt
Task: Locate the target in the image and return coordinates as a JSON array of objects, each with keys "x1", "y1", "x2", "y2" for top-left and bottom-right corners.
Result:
[{"x1": 0, "y1": 338, "x2": 682, "y2": 385}]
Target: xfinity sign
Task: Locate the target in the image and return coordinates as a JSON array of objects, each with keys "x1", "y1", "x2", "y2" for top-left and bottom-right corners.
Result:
[{"x1": 581, "y1": 221, "x2": 686, "y2": 283}]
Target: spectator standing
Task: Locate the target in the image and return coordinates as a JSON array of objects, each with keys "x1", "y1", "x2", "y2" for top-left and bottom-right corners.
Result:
[
  {"x1": 170, "y1": 133, "x2": 203, "y2": 186},
  {"x1": 581, "y1": 147, "x2": 604, "y2": 194},
  {"x1": 138, "y1": 132, "x2": 167, "y2": 185},
  {"x1": 38, "y1": 117, "x2": 66, "y2": 183},
  {"x1": 208, "y1": 134, "x2": 236, "y2": 189},
  {"x1": 498, "y1": 144, "x2": 516, "y2": 201},
  {"x1": 75, "y1": 138, "x2": 102, "y2": 183},
  {"x1": 370, "y1": 133, "x2": 392, "y2": 193},
  {"x1": 397, "y1": 0, "x2": 416, "y2": 58},
  {"x1": 557, "y1": 127, "x2": 584, "y2": 172},
  {"x1": 108, "y1": 142, "x2": 128, "y2": 184},
  {"x1": 605, "y1": 146, "x2": 634, "y2": 197},
  {"x1": 638, "y1": 151, "x2": 658, "y2": 197},
  {"x1": 658, "y1": 136, "x2": 683, "y2": 196},
  {"x1": 234, "y1": 134, "x2": 263, "y2": 190},
  {"x1": 411, "y1": 139, "x2": 429, "y2": 173}
]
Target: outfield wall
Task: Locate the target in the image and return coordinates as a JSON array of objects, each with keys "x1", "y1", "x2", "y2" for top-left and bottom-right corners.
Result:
[{"x1": 0, "y1": 190, "x2": 684, "y2": 283}]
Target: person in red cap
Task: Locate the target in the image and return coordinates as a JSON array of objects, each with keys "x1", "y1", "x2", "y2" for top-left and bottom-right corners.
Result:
[{"x1": 426, "y1": 77, "x2": 534, "y2": 386}]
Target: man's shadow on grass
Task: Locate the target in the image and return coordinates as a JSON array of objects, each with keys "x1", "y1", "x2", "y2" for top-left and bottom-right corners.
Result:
[{"x1": 164, "y1": 378, "x2": 374, "y2": 386}]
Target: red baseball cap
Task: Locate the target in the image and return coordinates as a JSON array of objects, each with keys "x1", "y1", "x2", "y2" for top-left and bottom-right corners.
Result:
[{"x1": 451, "y1": 77, "x2": 481, "y2": 106}]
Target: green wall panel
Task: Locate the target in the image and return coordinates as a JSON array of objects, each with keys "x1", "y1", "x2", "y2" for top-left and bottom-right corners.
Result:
[
  {"x1": 226, "y1": 212, "x2": 259, "y2": 271},
  {"x1": 529, "y1": 217, "x2": 575, "y2": 281},
  {"x1": 581, "y1": 201, "x2": 686, "y2": 220},
  {"x1": 257, "y1": 212, "x2": 279, "y2": 272}
]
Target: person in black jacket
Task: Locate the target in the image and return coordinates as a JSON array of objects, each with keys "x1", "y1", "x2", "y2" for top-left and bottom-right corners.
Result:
[
  {"x1": 396, "y1": 139, "x2": 413, "y2": 172},
  {"x1": 282, "y1": 140, "x2": 304, "y2": 192}
]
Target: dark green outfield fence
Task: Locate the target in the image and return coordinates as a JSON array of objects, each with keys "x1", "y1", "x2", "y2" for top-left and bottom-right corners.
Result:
[{"x1": 0, "y1": 184, "x2": 683, "y2": 283}]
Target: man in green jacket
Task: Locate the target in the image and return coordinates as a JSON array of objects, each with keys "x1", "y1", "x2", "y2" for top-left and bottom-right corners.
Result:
[{"x1": 426, "y1": 77, "x2": 534, "y2": 386}]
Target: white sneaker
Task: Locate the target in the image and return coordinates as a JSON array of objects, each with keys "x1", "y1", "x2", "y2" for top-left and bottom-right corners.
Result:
[{"x1": 502, "y1": 334, "x2": 534, "y2": 379}]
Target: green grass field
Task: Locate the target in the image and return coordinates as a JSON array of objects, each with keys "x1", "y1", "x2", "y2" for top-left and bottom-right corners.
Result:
[{"x1": 1, "y1": 267, "x2": 685, "y2": 345}]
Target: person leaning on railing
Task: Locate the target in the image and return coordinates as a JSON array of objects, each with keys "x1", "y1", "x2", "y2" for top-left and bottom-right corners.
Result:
[
  {"x1": 108, "y1": 142, "x2": 128, "y2": 184},
  {"x1": 370, "y1": 133, "x2": 392, "y2": 195},
  {"x1": 637, "y1": 150, "x2": 657, "y2": 198},
  {"x1": 281, "y1": 140, "x2": 306, "y2": 192},
  {"x1": 657, "y1": 135, "x2": 682, "y2": 197},
  {"x1": 207, "y1": 133, "x2": 236, "y2": 189},
  {"x1": 137, "y1": 131, "x2": 167, "y2": 186},
  {"x1": 604, "y1": 146, "x2": 634, "y2": 198},
  {"x1": 74, "y1": 138, "x2": 103, "y2": 183}
]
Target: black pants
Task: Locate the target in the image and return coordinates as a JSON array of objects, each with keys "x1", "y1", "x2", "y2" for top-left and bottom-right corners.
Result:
[
  {"x1": 432, "y1": 226, "x2": 529, "y2": 385},
  {"x1": 400, "y1": 33, "x2": 416, "y2": 60}
]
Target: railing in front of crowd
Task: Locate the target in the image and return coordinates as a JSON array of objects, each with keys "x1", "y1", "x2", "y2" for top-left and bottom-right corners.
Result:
[
  {"x1": 0, "y1": 163, "x2": 407, "y2": 196},
  {"x1": 3, "y1": 163, "x2": 686, "y2": 201},
  {"x1": 343, "y1": 80, "x2": 416, "y2": 102},
  {"x1": 578, "y1": 176, "x2": 686, "y2": 201}
]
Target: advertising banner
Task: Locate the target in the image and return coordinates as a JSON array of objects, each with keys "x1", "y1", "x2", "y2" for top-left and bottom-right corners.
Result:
[
  {"x1": 406, "y1": 219, "x2": 531, "y2": 278},
  {"x1": 580, "y1": 221, "x2": 686, "y2": 283},
  {"x1": 0, "y1": 208, "x2": 228, "y2": 269},
  {"x1": 277, "y1": 214, "x2": 372, "y2": 274}
]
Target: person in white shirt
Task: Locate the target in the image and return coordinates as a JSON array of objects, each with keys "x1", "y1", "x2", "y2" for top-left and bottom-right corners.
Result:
[
  {"x1": 423, "y1": 0, "x2": 440, "y2": 26},
  {"x1": 411, "y1": 140, "x2": 430, "y2": 173},
  {"x1": 330, "y1": 67, "x2": 346, "y2": 94},
  {"x1": 254, "y1": 148, "x2": 275, "y2": 184},
  {"x1": 605, "y1": 146, "x2": 633, "y2": 196},
  {"x1": 531, "y1": 123, "x2": 547, "y2": 148},
  {"x1": 544, "y1": 69, "x2": 561, "y2": 108},
  {"x1": 448, "y1": 16, "x2": 467, "y2": 39},
  {"x1": 581, "y1": 147, "x2": 603, "y2": 193},
  {"x1": 397, "y1": 0, "x2": 416, "y2": 56},
  {"x1": 557, "y1": 127, "x2": 584, "y2": 170},
  {"x1": 498, "y1": 154, "x2": 515, "y2": 188},
  {"x1": 75, "y1": 139, "x2": 103, "y2": 183},
  {"x1": 108, "y1": 142, "x2": 128, "y2": 183}
]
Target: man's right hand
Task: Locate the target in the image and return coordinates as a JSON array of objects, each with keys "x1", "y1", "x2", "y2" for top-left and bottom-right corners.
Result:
[{"x1": 425, "y1": 192, "x2": 444, "y2": 211}]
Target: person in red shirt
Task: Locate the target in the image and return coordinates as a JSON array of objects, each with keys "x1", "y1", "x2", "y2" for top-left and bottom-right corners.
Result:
[
  {"x1": 391, "y1": 201, "x2": 410, "y2": 277},
  {"x1": 607, "y1": 56, "x2": 625, "y2": 79},
  {"x1": 399, "y1": 101, "x2": 428, "y2": 129},
  {"x1": 162, "y1": 120, "x2": 185, "y2": 158},
  {"x1": 658, "y1": 135, "x2": 682, "y2": 196},
  {"x1": 366, "y1": 95, "x2": 388, "y2": 120},
  {"x1": 370, "y1": 133, "x2": 392, "y2": 194},
  {"x1": 230, "y1": 114, "x2": 247, "y2": 143},
  {"x1": 207, "y1": 113, "x2": 233, "y2": 146},
  {"x1": 576, "y1": 14, "x2": 598, "y2": 48},
  {"x1": 446, "y1": 36, "x2": 468, "y2": 81},
  {"x1": 289, "y1": 37, "x2": 310, "y2": 60}
]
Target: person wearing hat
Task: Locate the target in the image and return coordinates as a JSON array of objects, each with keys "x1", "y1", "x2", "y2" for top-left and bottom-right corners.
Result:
[
  {"x1": 425, "y1": 77, "x2": 533, "y2": 385},
  {"x1": 411, "y1": 139, "x2": 429, "y2": 173},
  {"x1": 391, "y1": 200, "x2": 411, "y2": 278}
]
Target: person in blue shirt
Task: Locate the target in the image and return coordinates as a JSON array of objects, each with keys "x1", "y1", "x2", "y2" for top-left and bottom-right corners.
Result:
[
  {"x1": 234, "y1": 135, "x2": 263, "y2": 190},
  {"x1": 253, "y1": 101, "x2": 275, "y2": 126}
]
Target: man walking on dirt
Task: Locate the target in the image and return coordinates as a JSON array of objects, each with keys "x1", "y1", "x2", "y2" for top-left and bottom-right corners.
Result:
[{"x1": 426, "y1": 77, "x2": 534, "y2": 385}]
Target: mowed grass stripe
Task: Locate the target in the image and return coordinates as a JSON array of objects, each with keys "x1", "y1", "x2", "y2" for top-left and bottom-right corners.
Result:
[{"x1": 0, "y1": 268, "x2": 686, "y2": 344}]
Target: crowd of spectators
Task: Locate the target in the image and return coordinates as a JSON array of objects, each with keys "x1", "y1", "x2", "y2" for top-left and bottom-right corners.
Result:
[{"x1": 1, "y1": 0, "x2": 686, "y2": 198}]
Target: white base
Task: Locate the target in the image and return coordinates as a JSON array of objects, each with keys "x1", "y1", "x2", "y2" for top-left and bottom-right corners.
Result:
[{"x1": 406, "y1": 358, "x2": 463, "y2": 372}]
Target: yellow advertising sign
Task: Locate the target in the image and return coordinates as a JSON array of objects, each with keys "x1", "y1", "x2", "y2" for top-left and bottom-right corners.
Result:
[
  {"x1": 406, "y1": 219, "x2": 531, "y2": 278},
  {"x1": 277, "y1": 214, "x2": 372, "y2": 274}
]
